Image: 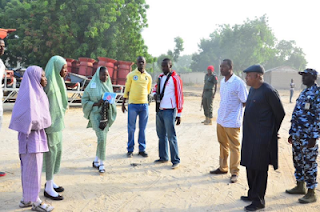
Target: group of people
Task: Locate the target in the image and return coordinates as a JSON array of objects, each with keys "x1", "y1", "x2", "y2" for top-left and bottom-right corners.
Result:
[
  {"x1": 201, "y1": 60, "x2": 319, "y2": 211},
  {"x1": 1, "y1": 36, "x2": 319, "y2": 212},
  {"x1": 0, "y1": 40, "x2": 184, "y2": 212}
]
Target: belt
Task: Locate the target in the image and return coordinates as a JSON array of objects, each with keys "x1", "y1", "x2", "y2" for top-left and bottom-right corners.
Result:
[{"x1": 159, "y1": 108, "x2": 174, "y2": 110}]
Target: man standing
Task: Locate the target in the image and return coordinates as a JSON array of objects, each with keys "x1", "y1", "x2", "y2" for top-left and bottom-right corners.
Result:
[
  {"x1": 286, "y1": 69, "x2": 319, "y2": 204},
  {"x1": 290, "y1": 79, "x2": 295, "y2": 103},
  {"x1": 0, "y1": 39, "x2": 6, "y2": 177},
  {"x1": 201, "y1": 65, "x2": 217, "y2": 125},
  {"x1": 153, "y1": 58, "x2": 184, "y2": 169},
  {"x1": 240, "y1": 65, "x2": 285, "y2": 211},
  {"x1": 122, "y1": 56, "x2": 152, "y2": 158},
  {"x1": 210, "y1": 59, "x2": 247, "y2": 184}
]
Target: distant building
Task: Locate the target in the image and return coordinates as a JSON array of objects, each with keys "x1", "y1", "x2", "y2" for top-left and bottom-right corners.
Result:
[{"x1": 264, "y1": 66, "x2": 303, "y2": 90}]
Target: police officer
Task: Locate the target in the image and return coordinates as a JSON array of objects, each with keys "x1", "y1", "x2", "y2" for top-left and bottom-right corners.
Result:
[
  {"x1": 286, "y1": 68, "x2": 320, "y2": 204},
  {"x1": 201, "y1": 65, "x2": 217, "y2": 125}
]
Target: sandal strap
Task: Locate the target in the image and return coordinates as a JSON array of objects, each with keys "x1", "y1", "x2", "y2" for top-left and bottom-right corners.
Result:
[
  {"x1": 33, "y1": 202, "x2": 54, "y2": 212},
  {"x1": 99, "y1": 165, "x2": 105, "y2": 172},
  {"x1": 19, "y1": 200, "x2": 32, "y2": 208}
]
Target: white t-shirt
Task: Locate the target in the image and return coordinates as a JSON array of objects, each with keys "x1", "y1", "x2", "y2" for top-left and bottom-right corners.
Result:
[{"x1": 217, "y1": 74, "x2": 248, "y2": 128}]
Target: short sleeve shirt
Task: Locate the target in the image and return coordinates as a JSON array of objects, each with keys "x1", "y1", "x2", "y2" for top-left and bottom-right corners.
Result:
[
  {"x1": 203, "y1": 74, "x2": 217, "y2": 90},
  {"x1": 217, "y1": 74, "x2": 248, "y2": 128}
]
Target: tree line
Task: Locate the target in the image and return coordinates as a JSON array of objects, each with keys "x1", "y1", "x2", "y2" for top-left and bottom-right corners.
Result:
[{"x1": 0, "y1": 2, "x2": 307, "y2": 73}]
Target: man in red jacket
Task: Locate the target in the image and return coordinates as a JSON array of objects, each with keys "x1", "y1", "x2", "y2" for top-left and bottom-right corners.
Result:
[{"x1": 153, "y1": 58, "x2": 184, "y2": 169}]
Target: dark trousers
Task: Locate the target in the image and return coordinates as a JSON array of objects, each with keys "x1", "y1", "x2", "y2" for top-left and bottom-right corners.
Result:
[
  {"x1": 202, "y1": 96, "x2": 213, "y2": 118},
  {"x1": 246, "y1": 168, "x2": 268, "y2": 206}
]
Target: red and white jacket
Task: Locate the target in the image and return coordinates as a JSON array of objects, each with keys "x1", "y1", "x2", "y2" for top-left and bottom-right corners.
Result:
[{"x1": 152, "y1": 71, "x2": 184, "y2": 116}]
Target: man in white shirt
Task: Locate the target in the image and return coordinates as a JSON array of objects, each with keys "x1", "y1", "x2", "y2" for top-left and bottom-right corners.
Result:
[
  {"x1": 0, "y1": 39, "x2": 6, "y2": 177},
  {"x1": 153, "y1": 58, "x2": 184, "y2": 169},
  {"x1": 210, "y1": 59, "x2": 248, "y2": 183}
]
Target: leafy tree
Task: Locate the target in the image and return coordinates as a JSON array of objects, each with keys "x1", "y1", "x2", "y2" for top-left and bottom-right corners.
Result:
[
  {"x1": 173, "y1": 54, "x2": 192, "y2": 73},
  {"x1": 264, "y1": 40, "x2": 307, "y2": 70},
  {"x1": 167, "y1": 36, "x2": 184, "y2": 62},
  {"x1": 157, "y1": 54, "x2": 172, "y2": 70},
  {"x1": 190, "y1": 15, "x2": 307, "y2": 73},
  {"x1": 0, "y1": 0, "x2": 151, "y2": 68}
]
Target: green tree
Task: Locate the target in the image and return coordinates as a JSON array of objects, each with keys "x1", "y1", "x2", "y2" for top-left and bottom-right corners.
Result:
[
  {"x1": 167, "y1": 36, "x2": 184, "y2": 62},
  {"x1": 0, "y1": 0, "x2": 151, "y2": 68},
  {"x1": 173, "y1": 54, "x2": 192, "y2": 73},
  {"x1": 190, "y1": 15, "x2": 307, "y2": 73},
  {"x1": 264, "y1": 40, "x2": 307, "y2": 70},
  {"x1": 157, "y1": 54, "x2": 172, "y2": 70}
]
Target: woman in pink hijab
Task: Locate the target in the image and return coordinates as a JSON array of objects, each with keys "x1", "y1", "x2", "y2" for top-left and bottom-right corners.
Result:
[{"x1": 9, "y1": 66, "x2": 54, "y2": 212}]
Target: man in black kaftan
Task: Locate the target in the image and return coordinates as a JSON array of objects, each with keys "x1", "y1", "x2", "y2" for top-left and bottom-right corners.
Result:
[{"x1": 240, "y1": 64, "x2": 285, "y2": 211}]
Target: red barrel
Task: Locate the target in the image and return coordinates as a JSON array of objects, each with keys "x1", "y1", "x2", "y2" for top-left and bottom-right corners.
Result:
[
  {"x1": 92, "y1": 61, "x2": 99, "y2": 75},
  {"x1": 71, "y1": 60, "x2": 80, "y2": 74},
  {"x1": 117, "y1": 60, "x2": 134, "y2": 85},
  {"x1": 98, "y1": 57, "x2": 117, "y2": 81},
  {"x1": 65, "y1": 58, "x2": 75, "y2": 73},
  {"x1": 78, "y1": 57, "x2": 96, "y2": 76},
  {"x1": 112, "y1": 66, "x2": 118, "y2": 85}
]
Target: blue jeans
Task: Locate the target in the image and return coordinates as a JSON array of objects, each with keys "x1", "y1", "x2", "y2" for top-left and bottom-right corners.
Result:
[
  {"x1": 156, "y1": 109, "x2": 180, "y2": 164},
  {"x1": 127, "y1": 104, "x2": 149, "y2": 152}
]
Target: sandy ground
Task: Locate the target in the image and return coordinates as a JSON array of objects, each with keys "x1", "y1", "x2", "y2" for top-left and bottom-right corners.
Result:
[{"x1": 1, "y1": 86, "x2": 320, "y2": 212}]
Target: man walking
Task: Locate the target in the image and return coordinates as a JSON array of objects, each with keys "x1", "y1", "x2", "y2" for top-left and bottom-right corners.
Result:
[
  {"x1": 240, "y1": 65, "x2": 285, "y2": 211},
  {"x1": 153, "y1": 58, "x2": 184, "y2": 169},
  {"x1": 210, "y1": 59, "x2": 247, "y2": 184},
  {"x1": 286, "y1": 68, "x2": 320, "y2": 204},
  {"x1": 201, "y1": 65, "x2": 217, "y2": 125},
  {"x1": 122, "y1": 56, "x2": 152, "y2": 158},
  {"x1": 0, "y1": 39, "x2": 6, "y2": 177}
]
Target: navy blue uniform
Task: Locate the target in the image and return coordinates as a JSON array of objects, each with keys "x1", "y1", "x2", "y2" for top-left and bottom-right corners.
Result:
[{"x1": 289, "y1": 84, "x2": 320, "y2": 189}]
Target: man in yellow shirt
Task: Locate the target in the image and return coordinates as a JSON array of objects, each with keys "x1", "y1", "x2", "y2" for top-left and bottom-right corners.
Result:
[{"x1": 122, "y1": 56, "x2": 152, "y2": 158}]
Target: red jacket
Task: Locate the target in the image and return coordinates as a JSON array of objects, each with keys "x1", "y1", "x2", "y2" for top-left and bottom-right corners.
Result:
[{"x1": 152, "y1": 71, "x2": 184, "y2": 114}]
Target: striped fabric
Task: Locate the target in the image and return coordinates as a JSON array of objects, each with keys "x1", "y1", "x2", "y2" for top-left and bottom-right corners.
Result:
[
  {"x1": 20, "y1": 153, "x2": 43, "y2": 202},
  {"x1": 43, "y1": 132, "x2": 62, "y2": 180}
]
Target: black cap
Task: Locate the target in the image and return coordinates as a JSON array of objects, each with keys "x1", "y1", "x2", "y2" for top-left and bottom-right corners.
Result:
[
  {"x1": 243, "y1": 64, "x2": 265, "y2": 74},
  {"x1": 298, "y1": 68, "x2": 318, "y2": 77}
]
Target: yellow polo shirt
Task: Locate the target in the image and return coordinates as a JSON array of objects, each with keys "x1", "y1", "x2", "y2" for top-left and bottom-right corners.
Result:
[{"x1": 123, "y1": 69, "x2": 152, "y2": 104}]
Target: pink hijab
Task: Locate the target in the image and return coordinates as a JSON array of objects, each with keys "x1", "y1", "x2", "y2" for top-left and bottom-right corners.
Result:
[{"x1": 9, "y1": 66, "x2": 51, "y2": 134}]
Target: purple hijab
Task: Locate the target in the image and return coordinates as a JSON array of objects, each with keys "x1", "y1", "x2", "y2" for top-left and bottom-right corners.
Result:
[{"x1": 9, "y1": 66, "x2": 51, "y2": 134}]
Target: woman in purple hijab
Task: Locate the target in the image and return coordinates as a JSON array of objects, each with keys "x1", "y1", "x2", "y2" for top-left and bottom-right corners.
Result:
[{"x1": 9, "y1": 66, "x2": 54, "y2": 212}]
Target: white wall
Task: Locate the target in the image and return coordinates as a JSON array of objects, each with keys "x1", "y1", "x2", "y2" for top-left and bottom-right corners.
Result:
[{"x1": 179, "y1": 72, "x2": 205, "y2": 84}]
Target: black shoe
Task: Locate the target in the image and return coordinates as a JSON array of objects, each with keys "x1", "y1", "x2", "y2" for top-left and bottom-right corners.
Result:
[
  {"x1": 44, "y1": 190, "x2": 64, "y2": 201},
  {"x1": 138, "y1": 151, "x2": 148, "y2": 157},
  {"x1": 240, "y1": 196, "x2": 252, "y2": 202},
  {"x1": 92, "y1": 161, "x2": 99, "y2": 169},
  {"x1": 127, "y1": 152, "x2": 133, "y2": 158},
  {"x1": 154, "y1": 159, "x2": 169, "y2": 163},
  {"x1": 45, "y1": 183, "x2": 64, "y2": 192},
  {"x1": 244, "y1": 203, "x2": 265, "y2": 211},
  {"x1": 209, "y1": 168, "x2": 228, "y2": 175}
]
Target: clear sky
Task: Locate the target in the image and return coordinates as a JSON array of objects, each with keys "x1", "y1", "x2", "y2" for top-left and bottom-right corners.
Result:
[{"x1": 142, "y1": 0, "x2": 319, "y2": 70}]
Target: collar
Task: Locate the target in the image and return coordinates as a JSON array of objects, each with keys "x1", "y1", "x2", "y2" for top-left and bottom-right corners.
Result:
[
  {"x1": 305, "y1": 83, "x2": 317, "y2": 91},
  {"x1": 134, "y1": 68, "x2": 146, "y2": 74},
  {"x1": 160, "y1": 70, "x2": 176, "y2": 77},
  {"x1": 223, "y1": 74, "x2": 235, "y2": 83}
]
